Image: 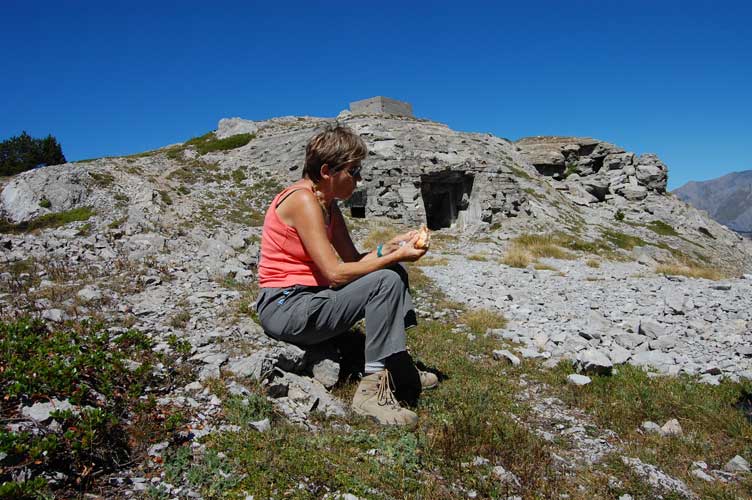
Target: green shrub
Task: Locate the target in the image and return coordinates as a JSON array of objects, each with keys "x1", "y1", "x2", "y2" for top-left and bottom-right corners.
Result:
[
  {"x1": 562, "y1": 163, "x2": 579, "y2": 179},
  {"x1": 614, "y1": 209, "x2": 625, "y2": 221},
  {"x1": 0, "y1": 207, "x2": 95, "y2": 234},
  {"x1": 88, "y1": 171, "x2": 115, "y2": 187},
  {"x1": 0, "y1": 318, "x2": 171, "y2": 494},
  {"x1": 185, "y1": 132, "x2": 255, "y2": 155},
  {"x1": 232, "y1": 168, "x2": 247, "y2": 185},
  {"x1": 38, "y1": 197, "x2": 51, "y2": 209},
  {"x1": 646, "y1": 220, "x2": 678, "y2": 236},
  {"x1": 158, "y1": 190, "x2": 173, "y2": 205}
]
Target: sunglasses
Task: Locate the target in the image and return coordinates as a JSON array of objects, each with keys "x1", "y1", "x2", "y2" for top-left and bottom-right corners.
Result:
[{"x1": 333, "y1": 161, "x2": 362, "y2": 178}]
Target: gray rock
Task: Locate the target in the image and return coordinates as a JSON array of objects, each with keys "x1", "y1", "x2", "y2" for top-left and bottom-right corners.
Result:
[
  {"x1": 724, "y1": 455, "x2": 750, "y2": 473},
  {"x1": 249, "y1": 418, "x2": 271, "y2": 433},
  {"x1": 660, "y1": 418, "x2": 683, "y2": 436},
  {"x1": 567, "y1": 374, "x2": 592, "y2": 386},
  {"x1": 631, "y1": 350, "x2": 675, "y2": 372},
  {"x1": 227, "y1": 351, "x2": 275, "y2": 380},
  {"x1": 621, "y1": 456, "x2": 696, "y2": 498},
  {"x1": 312, "y1": 358, "x2": 340, "y2": 389},
  {"x1": 42, "y1": 308, "x2": 66, "y2": 323},
  {"x1": 21, "y1": 399, "x2": 75, "y2": 422},
  {"x1": 0, "y1": 165, "x2": 90, "y2": 223},
  {"x1": 690, "y1": 468, "x2": 715, "y2": 482},
  {"x1": 147, "y1": 441, "x2": 169, "y2": 456},
  {"x1": 491, "y1": 465, "x2": 521, "y2": 487},
  {"x1": 641, "y1": 421, "x2": 661, "y2": 434},
  {"x1": 639, "y1": 320, "x2": 665, "y2": 339},
  {"x1": 649, "y1": 335, "x2": 679, "y2": 352},
  {"x1": 576, "y1": 349, "x2": 613, "y2": 375},
  {"x1": 608, "y1": 344, "x2": 631, "y2": 365},
  {"x1": 614, "y1": 333, "x2": 644, "y2": 349},
  {"x1": 216, "y1": 118, "x2": 259, "y2": 139},
  {"x1": 492, "y1": 349, "x2": 521, "y2": 366},
  {"x1": 77, "y1": 285, "x2": 102, "y2": 302}
]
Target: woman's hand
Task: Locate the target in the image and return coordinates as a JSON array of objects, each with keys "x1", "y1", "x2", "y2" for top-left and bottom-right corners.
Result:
[
  {"x1": 375, "y1": 230, "x2": 418, "y2": 257},
  {"x1": 388, "y1": 230, "x2": 417, "y2": 246},
  {"x1": 394, "y1": 233, "x2": 428, "y2": 262}
]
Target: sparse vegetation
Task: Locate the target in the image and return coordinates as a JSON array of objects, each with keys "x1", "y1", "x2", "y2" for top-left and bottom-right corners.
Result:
[
  {"x1": 655, "y1": 262, "x2": 725, "y2": 281},
  {"x1": 614, "y1": 209, "x2": 625, "y2": 221},
  {"x1": 158, "y1": 189, "x2": 173, "y2": 205},
  {"x1": 585, "y1": 259, "x2": 601, "y2": 268},
  {"x1": 0, "y1": 207, "x2": 95, "y2": 233},
  {"x1": 38, "y1": 197, "x2": 51, "y2": 209},
  {"x1": 562, "y1": 163, "x2": 579, "y2": 179},
  {"x1": 184, "y1": 132, "x2": 255, "y2": 155},
  {"x1": 535, "y1": 362, "x2": 752, "y2": 497},
  {"x1": 467, "y1": 253, "x2": 488, "y2": 261},
  {"x1": 647, "y1": 220, "x2": 679, "y2": 237},
  {"x1": 0, "y1": 318, "x2": 190, "y2": 497},
  {"x1": 500, "y1": 246, "x2": 532, "y2": 268},
  {"x1": 88, "y1": 171, "x2": 115, "y2": 187}
]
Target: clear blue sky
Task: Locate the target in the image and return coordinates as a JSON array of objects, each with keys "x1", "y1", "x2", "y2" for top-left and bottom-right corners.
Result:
[{"x1": 2, "y1": 0, "x2": 750, "y2": 190}]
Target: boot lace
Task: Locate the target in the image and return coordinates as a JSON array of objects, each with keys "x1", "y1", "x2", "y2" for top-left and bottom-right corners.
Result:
[{"x1": 376, "y1": 370, "x2": 399, "y2": 407}]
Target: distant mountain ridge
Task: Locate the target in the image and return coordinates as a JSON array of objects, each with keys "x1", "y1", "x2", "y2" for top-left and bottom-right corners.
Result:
[{"x1": 673, "y1": 170, "x2": 752, "y2": 235}]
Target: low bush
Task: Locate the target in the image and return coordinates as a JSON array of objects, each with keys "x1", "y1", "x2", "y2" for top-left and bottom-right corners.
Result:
[
  {"x1": 646, "y1": 220, "x2": 679, "y2": 237},
  {"x1": 0, "y1": 318, "x2": 187, "y2": 497},
  {"x1": 0, "y1": 207, "x2": 95, "y2": 234},
  {"x1": 185, "y1": 132, "x2": 255, "y2": 155}
]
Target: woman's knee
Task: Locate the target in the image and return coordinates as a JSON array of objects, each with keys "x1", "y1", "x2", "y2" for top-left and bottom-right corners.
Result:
[{"x1": 371, "y1": 268, "x2": 406, "y2": 292}]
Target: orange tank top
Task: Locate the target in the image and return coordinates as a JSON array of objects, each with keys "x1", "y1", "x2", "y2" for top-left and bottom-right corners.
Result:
[{"x1": 258, "y1": 185, "x2": 333, "y2": 288}]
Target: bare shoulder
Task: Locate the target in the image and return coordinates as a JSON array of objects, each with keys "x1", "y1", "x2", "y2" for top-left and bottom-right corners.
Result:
[{"x1": 276, "y1": 185, "x2": 322, "y2": 227}]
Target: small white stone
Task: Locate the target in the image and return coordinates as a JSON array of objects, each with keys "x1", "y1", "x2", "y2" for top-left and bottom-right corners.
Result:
[
  {"x1": 724, "y1": 455, "x2": 750, "y2": 473},
  {"x1": 691, "y1": 468, "x2": 715, "y2": 482},
  {"x1": 640, "y1": 421, "x2": 661, "y2": 434},
  {"x1": 660, "y1": 418, "x2": 683, "y2": 436},
  {"x1": 566, "y1": 374, "x2": 592, "y2": 386},
  {"x1": 250, "y1": 418, "x2": 271, "y2": 432},
  {"x1": 492, "y1": 349, "x2": 521, "y2": 366}
]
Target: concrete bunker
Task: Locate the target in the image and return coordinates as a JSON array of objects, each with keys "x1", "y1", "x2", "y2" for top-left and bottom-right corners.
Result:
[{"x1": 420, "y1": 171, "x2": 474, "y2": 229}]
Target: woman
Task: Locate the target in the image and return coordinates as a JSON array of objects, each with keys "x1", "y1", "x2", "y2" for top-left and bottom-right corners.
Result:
[{"x1": 255, "y1": 124, "x2": 437, "y2": 427}]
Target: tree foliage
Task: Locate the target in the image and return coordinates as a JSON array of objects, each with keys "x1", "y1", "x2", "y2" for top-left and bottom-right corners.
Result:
[{"x1": 0, "y1": 131, "x2": 66, "y2": 176}]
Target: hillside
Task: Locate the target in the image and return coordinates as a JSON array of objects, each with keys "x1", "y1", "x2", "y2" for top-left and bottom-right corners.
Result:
[
  {"x1": 1, "y1": 113, "x2": 751, "y2": 498},
  {"x1": 673, "y1": 170, "x2": 752, "y2": 235}
]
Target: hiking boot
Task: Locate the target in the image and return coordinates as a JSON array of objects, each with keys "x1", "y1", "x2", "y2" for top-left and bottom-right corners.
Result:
[
  {"x1": 352, "y1": 370, "x2": 418, "y2": 427},
  {"x1": 419, "y1": 370, "x2": 439, "y2": 389}
]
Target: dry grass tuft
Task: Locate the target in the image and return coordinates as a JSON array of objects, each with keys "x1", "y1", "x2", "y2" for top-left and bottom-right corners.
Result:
[
  {"x1": 512, "y1": 234, "x2": 576, "y2": 260},
  {"x1": 533, "y1": 263, "x2": 558, "y2": 271},
  {"x1": 500, "y1": 246, "x2": 532, "y2": 268},
  {"x1": 414, "y1": 256, "x2": 449, "y2": 267},
  {"x1": 655, "y1": 263, "x2": 725, "y2": 281},
  {"x1": 585, "y1": 259, "x2": 601, "y2": 268},
  {"x1": 467, "y1": 253, "x2": 487, "y2": 262}
]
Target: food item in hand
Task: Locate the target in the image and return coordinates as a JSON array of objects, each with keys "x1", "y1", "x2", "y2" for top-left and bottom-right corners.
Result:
[{"x1": 414, "y1": 225, "x2": 430, "y2": 249}]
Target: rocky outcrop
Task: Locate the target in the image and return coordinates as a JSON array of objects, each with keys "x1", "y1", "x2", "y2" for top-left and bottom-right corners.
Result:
[
  {"x1": 0, "y1": 164, "x2": 92, "y2": 223},
  {"x1": 515, "y1": 136, "x2": 668, "y2": 203}
]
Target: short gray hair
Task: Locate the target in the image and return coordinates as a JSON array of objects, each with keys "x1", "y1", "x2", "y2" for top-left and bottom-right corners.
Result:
[{"x1": 303, "y1": 124, "x2": 367, "y2": 182}]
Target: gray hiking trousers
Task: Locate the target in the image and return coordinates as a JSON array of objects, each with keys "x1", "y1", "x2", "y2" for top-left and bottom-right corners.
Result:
[{"x1": 256, "y1": 265, "x2": 417, "y2": 363}]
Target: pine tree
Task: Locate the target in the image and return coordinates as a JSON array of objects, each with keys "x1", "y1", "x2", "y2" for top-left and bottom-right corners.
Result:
[{"x1": 0, "y1": 131, "x2": 66, "y2": 176}]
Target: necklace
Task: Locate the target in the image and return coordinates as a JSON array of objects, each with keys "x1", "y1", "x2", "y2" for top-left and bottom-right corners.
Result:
[{"x1": 311, "y1": 181, "x2": 331, "y2": 224}]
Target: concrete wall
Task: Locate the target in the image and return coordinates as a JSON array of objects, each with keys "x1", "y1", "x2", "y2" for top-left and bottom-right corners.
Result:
[{"x1": 350, "y1": 96, "x2": 413, "y2": 117}]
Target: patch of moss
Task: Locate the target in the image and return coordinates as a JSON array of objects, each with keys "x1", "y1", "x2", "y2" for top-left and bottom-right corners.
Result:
[
  {"x1": 646, "y1": 220, "x2": 678, "y2": 237},
  {"x1": 185, "y1": 132, "x2": 256, "y2": 155},
  {"x1": 0, "y1": 207, "x2": 96, "y2": 233}
]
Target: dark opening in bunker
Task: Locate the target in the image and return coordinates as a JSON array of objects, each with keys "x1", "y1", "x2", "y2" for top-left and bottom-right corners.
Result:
[
  {"x1": 349, "y1": 189, "x2": 367, "y2": 218},
  {"x1": 420, "y1": 171, "x2": 474, "y2": 230}
]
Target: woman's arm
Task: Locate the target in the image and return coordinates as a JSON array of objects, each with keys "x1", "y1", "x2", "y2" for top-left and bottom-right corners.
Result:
[{"x1": 286, "y1": 191, "x2": 425, "y2": 286}]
